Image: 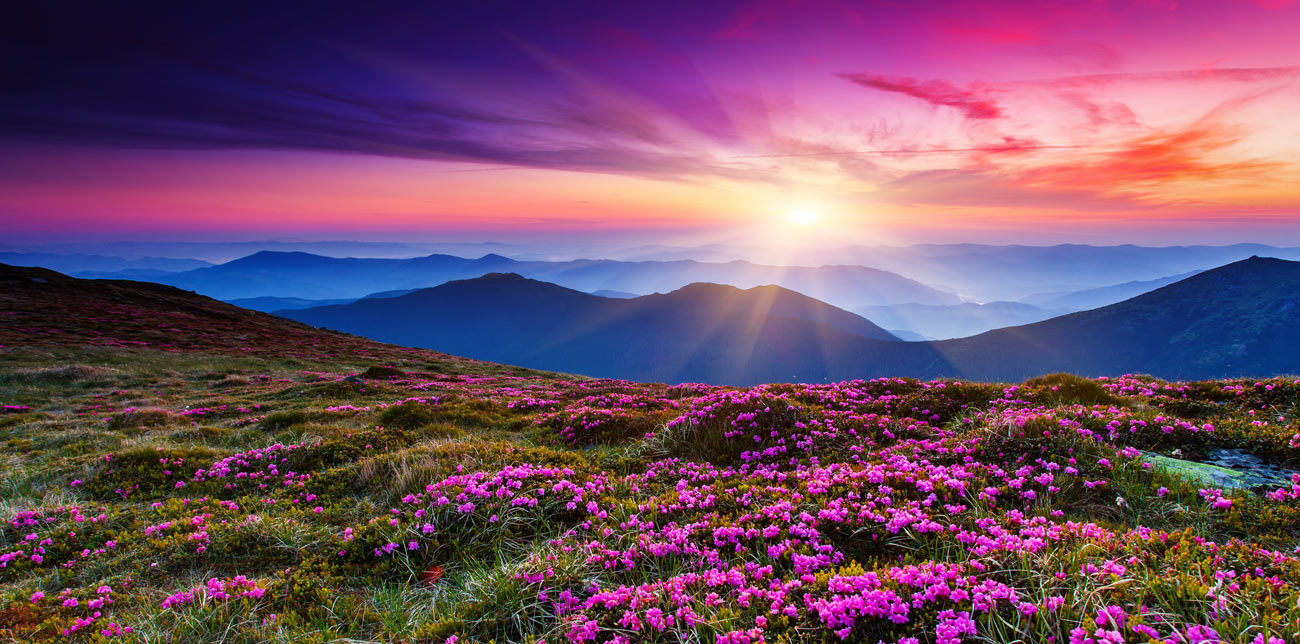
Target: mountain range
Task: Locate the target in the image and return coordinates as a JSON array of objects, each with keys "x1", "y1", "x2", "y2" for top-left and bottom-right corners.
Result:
[
  {"x1": 825, "y1": 243, "x2": 1300, "y2": 301},
  {"x1": 1022, "y1": 271, "x2": 1204, "y2": 311},
  {"x1": 854, "y1": 301, "x2": 1067, "y2": 340},
  {"x1": 0, "y1": 252, "x2": 211, "y2": 276},
  {"x1": 281, "y1": 256, "x2": 1300, "y2": 384},
  {"x1": 4, "y1": 252, "x2": 1297, "y2": 385},
  {"x1": 139, "y1": 250, "x2": 963, "y2": 307},
  {"x1": 15, "y1": 242, "x2": 1300, "y2": 314},
  {"x1": 283, "y1": 273, "x2": 901, "y2": 384}
]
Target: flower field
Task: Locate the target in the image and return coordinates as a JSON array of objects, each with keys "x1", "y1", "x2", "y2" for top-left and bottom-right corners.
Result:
[
  {"x1": 3, "y1": 264, "x2": 1300, "y2": 643},
  {"x1": 3, "y1": 340, "x2": 1300, "y2": 643}
]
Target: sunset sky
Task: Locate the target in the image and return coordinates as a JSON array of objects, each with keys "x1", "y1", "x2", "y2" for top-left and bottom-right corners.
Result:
[{"x1": 2, "y1": 0, "x2": 1299, "y2": 247}]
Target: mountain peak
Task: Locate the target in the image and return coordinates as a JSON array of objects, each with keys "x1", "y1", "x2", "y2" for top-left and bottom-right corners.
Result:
[
  {"x1": 666, "y1": 281, "x2": 743, "y2": 296},
  {"x1": 470, "y1": 271, "x2": 527, "y2": 282},
  {"x1": 224, "y1": 250, "x2": 328, "y2": 267}
]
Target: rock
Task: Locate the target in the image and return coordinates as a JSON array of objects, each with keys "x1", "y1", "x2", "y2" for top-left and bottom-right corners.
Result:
[
  {"x1": 344, "y1": 375, "x2": 364, "y2": 385},
  {"x1": 1142, "y1": 448, "x2": 1300, "y2": 492},
  {"x1": 362, "y1": 365, "x2": 403, "y2": 379}
]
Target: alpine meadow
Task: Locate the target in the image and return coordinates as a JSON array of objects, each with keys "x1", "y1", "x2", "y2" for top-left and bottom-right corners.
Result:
[{"x1": 4, "y1": 1, "x2": 1300, "y2": 643}]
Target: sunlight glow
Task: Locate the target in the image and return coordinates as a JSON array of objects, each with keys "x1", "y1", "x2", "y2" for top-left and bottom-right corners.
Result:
[{"x1": 789, "y1": 209, "x2": 819, "y2": 227}]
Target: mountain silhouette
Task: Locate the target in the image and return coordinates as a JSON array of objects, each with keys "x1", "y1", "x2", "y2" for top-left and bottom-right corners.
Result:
[
  {"x1": 7, "y1": 257, "x2": 1297, "y2": 385},
  {"x1": 281, "y1": 273, "x2": 909, "y2": 384},
  {"x1": 284, "y1": 258, "x2": 1300, "y2": 383}
]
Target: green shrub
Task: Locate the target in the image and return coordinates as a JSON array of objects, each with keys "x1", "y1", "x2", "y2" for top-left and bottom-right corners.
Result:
[
  {"x1": 105, "y1": 407, "x2": 173, "y2": 431},
  {"x1": 1024, "y1": 372, "x2": 1125, "y2": 407},
  {"x1": 261, "y1": 409, "x2": 309, "y2": 431},
  {"x1": 379, "y1": 401, "x2": 439, "y2": 430}
]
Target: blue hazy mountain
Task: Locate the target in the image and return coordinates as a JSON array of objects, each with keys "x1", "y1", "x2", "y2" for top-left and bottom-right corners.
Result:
[
  {"x1": 1022, "y1": 271, "x2": 1203, "y2": 311},
  {"x1": 854, "y1": 301, "x2": 1066, "y2": 340},
  {"x1": 225, "y1": 289, "x2": 418, "y2": 312},
  {"x1": 281, "y1": 257, "x2": 1300, "y2": 384},
  {"x1": 224, "y1": 296, "x2": 358, "y2": 312},
  {"x1": 137, "y1": 250, "x2": 962, "y2": 307},
  {"x1": 281, "y1": 273, "x2": 903, "y2": 384},
  {"x1": 0, "y1": 252, "x2": 210, "y2": 275},
  {"x1": 832, "y1": 243, "x2": 1300, "y2": 301}
]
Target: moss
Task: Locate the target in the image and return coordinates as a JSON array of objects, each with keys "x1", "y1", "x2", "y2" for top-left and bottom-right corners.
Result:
[
  {"x1": 260, "y1": 409, "x2": 309, "y2": 431},
  {"x1": 84, "y1": 444, "x2": 223, "y2": 500},
  {"x1": 378, "y1": 401, "x2": 439, "y2": 430},
  {"x1": 105, "y1": 407, "x2": 173, "y2": 431}
]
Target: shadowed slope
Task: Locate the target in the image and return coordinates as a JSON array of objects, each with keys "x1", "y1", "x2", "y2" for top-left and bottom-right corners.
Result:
[
  {"x1": 0, "y1": 263, "x2": 477, "y2": 368},
  {"x1": 930, "y1": 256, "x2": 1300, "y2": 380},
  {"x1": 284, "y1": 258, "x2": 1300, "y2": 383},
  {"x1": 282, "y1": 274, "x2": 930, "y2": 385}
]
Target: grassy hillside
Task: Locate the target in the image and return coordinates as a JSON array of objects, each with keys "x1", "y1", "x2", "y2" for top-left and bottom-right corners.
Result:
[{"x1": 2, "y1": 264, "x2": 1300, "y2": 643}]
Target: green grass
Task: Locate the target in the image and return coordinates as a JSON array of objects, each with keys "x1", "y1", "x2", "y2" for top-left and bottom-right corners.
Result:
[{"x1": 1, "y1": 344, "x2": 1299, "y2": 643}]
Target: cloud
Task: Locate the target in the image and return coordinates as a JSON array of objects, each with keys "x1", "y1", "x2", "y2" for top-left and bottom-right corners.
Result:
[
  {"x1": 871, "y1": 168, "x2": 1146, "y2": 213},
  {"x1": 1029, "y1": 66, "x2": 1300, "y2": 87},
  {"x1": 1014, "y1": 121, "x2": 1283, "y2": 194},
  {"x1": 870, "y1": 119, "x2": 1288, "y2": 213},
  {"x1": 838, "y1": 73, "x2": 1004, "y2": 119},
  {"x1": 1058, "y1": 92, "x2": 1140, "y2": 128},
  {"x1": 1250, "y1": 0, "x2": 1300, "y2": 9},
  {"x1": 0, "y1": 53, "x2": 763, "y2": 183},
  {"x1": 937, "y1": 18, "x2": 1038, "y2": 44}
]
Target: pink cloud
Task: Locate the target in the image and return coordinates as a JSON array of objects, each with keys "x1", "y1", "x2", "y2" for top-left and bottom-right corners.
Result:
[
  {"x1": 1251, "y1": 0, "x2": 1300, "y2": 9},
  {"x1": 839, "y1": 74, "x2": 1004, "y2": 119},
  {"x1": 1034, "y1": 66, "x2": 1300, "y2": 87},
  {"x1": 1015, "y1": 122, "x2": 1282, "y2": 193}
]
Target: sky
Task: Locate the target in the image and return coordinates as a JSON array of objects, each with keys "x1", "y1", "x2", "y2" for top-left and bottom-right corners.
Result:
[{"x1": 2, "y1": 0, "x2": 1299, "y2": 249}]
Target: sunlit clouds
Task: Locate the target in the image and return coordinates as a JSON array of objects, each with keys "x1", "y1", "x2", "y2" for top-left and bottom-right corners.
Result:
[{"x1": 1, "y1": 0, "x2": 1298, "y2": 244}]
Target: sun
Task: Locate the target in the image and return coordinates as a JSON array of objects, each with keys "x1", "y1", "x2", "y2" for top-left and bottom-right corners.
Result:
[{"x1": 788, "y1": 208, "x2": 819, "y2": 227}]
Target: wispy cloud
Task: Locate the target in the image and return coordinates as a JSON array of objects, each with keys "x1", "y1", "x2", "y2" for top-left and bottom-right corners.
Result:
[
  {"x1": 0, "y1": 55, "x2": 757, "y2": 182},
  {"x1": 1014, "y1": 122, "x2": 1285, "y2": 196},
  {"x1": 1029, "y1": 66, "x2": 1300, "y2": 87},
  {"x1": 838, "y1": 74, "x2": 1004, "y2": 119}
]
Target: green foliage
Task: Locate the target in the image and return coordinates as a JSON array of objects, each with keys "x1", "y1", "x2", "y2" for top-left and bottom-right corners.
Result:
[
  {"x1": 104, "y1": 408, "x2": 172, "y2": 431},
  {"x1": 84, "y1": 444, "x2": 222, "y2": 500},
  {"x1": 260, "y1": 410, "x2": 308, "y2": 431},
  {"x1": 378, "y1": 401, "x2": 438, "y2": 430},
  {"x1": 4, "y1": 344, "x2": 1300, "y2": 643},
  {"x1": 1023, "y1": 372, "x2": 1126, "y2": 407}
]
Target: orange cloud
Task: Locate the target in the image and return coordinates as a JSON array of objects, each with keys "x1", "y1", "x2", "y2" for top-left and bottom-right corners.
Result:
[{"x1": 1013, "y1": 122, "x2": 1285, "y2": 201}]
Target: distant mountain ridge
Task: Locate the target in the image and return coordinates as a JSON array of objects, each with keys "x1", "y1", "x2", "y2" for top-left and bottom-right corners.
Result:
[
  {"x1": 1022, "y1": 271, "x2": 1203, "y2": 311},
  {"x1": 854, "y1": 301, "x2": 1066, "y2": 340},
  {"x1": 0, "y1": 252, "x2": 211, "y2": 276},
  {"x1": 828, "y1": 243, "x2": 1300, "y2": 301},
  {"x1": 135, "y1": 250, "x2": 962, "y2": 308},
  {"x1": 283, "y1": 257, "x2": 1300, "y2": 384}
]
